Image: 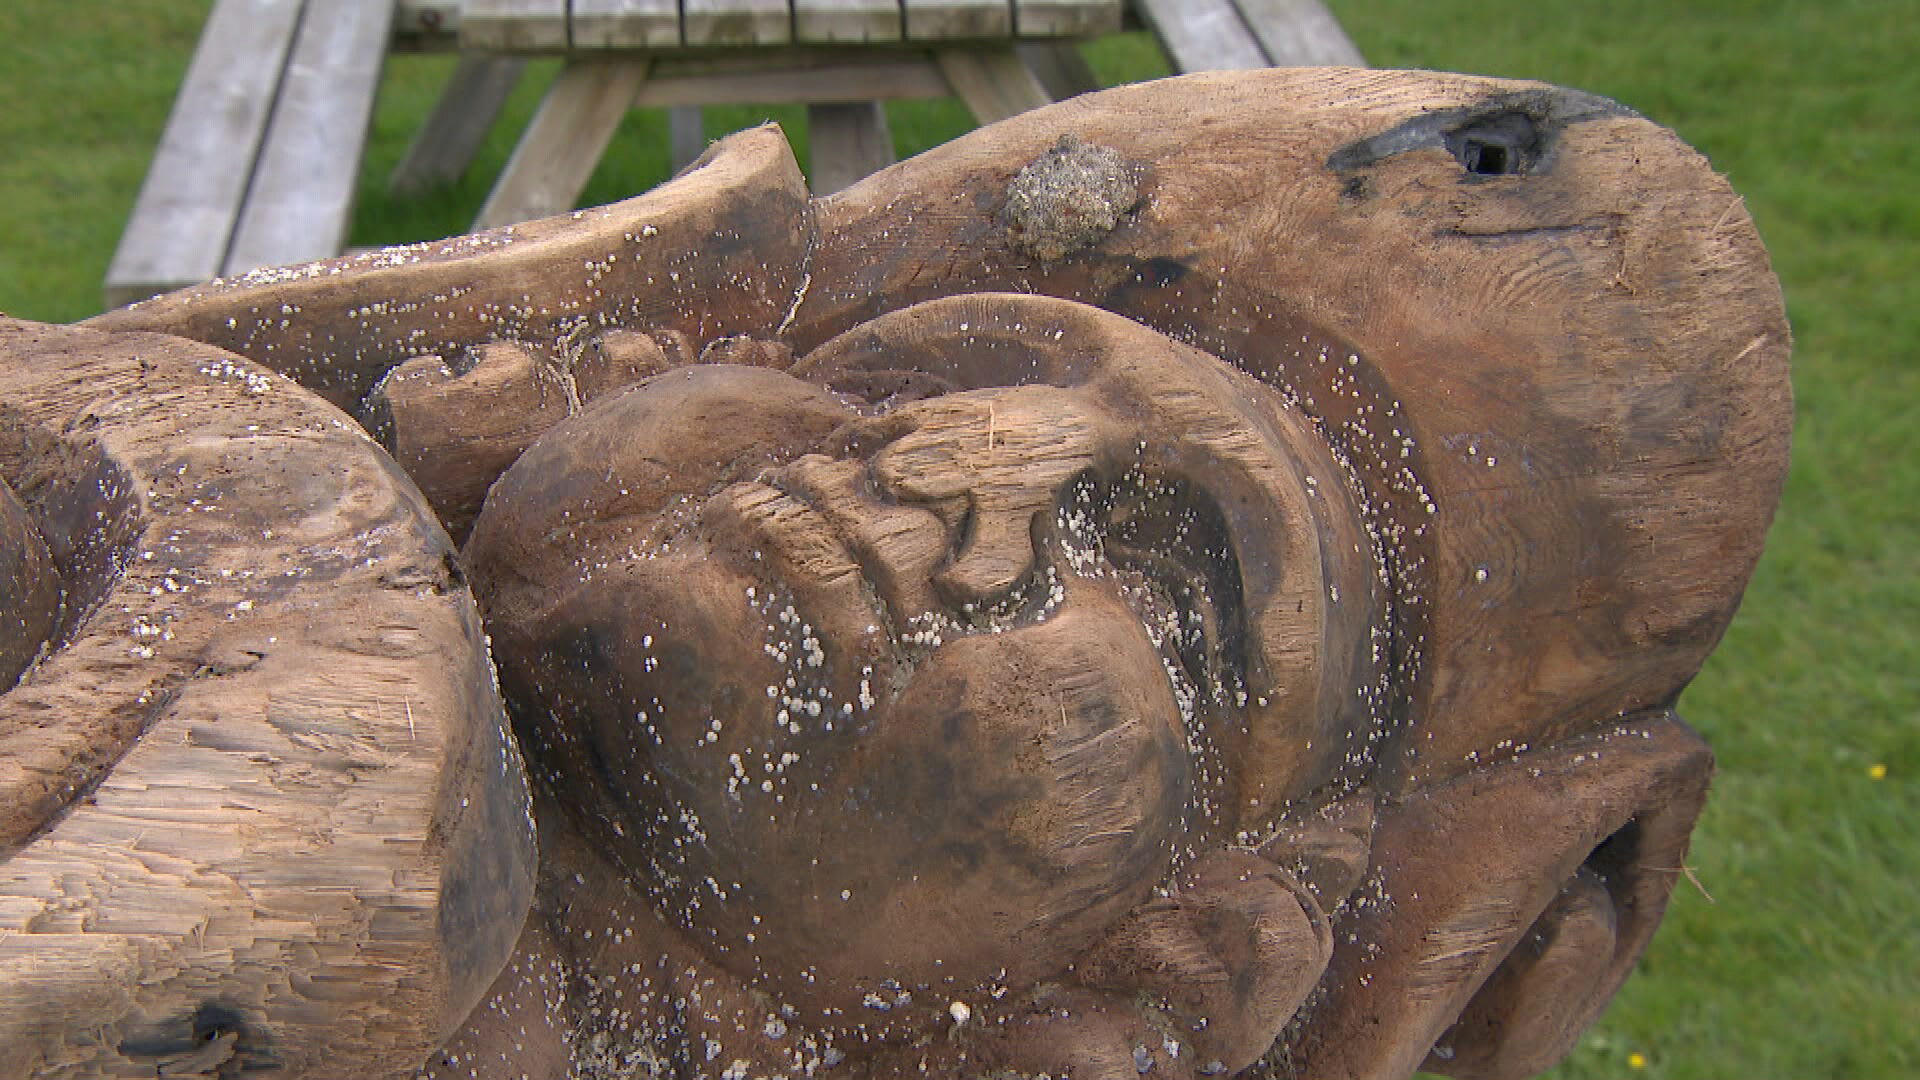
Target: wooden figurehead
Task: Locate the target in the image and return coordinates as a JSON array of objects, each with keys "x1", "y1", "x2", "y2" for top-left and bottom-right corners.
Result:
[{"x1": 3, "y1": 67, "x2": 1789, "y2": 1079}]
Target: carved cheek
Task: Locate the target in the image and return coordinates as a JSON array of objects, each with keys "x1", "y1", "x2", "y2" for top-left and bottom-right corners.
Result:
[{"x1": 726, "y1": 584, "x2": 1192, "y2": 1017}]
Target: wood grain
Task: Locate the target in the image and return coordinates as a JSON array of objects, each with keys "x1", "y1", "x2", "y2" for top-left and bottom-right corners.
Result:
[
  {"x1": 795, "y1": 69, "x2": 1791, "y2": 799},
  {"x1": 90, "y1": 123, "x2": 815, "y2": 416},
  {"x1": 1015, "y1": 0, "x2": 1123, "y2": 38},
  {"x1": 904, "y1": 0, "x2": 1014, "y2": 41},
  {"x1": 459, "y1": 0, "x2": 568, "y2": 51},
  {"x1": 1234, "y1": 0, "x2": 1366, "y2": 66},
  {"x1": 1132, "y1": 0, "x2": 1267, "y2": 70},
  {"x1": 794, "y1": 0, "x2": 905, "y2": 43},
  {"x1": 570, "y1": 0, "x2": 682, "y2": 48},
  {"x1": 75, "y1": 71, "x2": 1786, "y2": 1079},
  {"x1": 683, "y1": 0, "x2": 792, "y2": 46},
  {"x1": 0, "y1": 318, "x2": 534, "y2": 1078}
]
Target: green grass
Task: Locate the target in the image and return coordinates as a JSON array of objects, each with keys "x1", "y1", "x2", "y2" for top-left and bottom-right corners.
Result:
[{"x1": 1, "y1": 2, "x2": 1915, "y2": 1078}]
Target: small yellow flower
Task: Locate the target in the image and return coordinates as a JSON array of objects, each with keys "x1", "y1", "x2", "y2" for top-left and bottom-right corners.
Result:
[
  {"x1": 1628, "y1": 1052, "x2": 1648, "y2": 1070},
  {"x1": 1868, "y1": 763, "x2": 1888, "y2": 780}
]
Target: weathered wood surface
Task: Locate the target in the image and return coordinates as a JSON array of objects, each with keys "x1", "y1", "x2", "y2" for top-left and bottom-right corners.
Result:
[
  {"x1": 1133, "y1": 0, "x2": 1268, "y2": 70},
  {"x1": 460, "y1": 0, "x2": 1120, "y2": 51},
  {"x1": 1236, "y1": 0, "x2": 1365, "y2": 66},
  {"x1": 792, "y1": 69, "x2": 1789, "y2": 794},
  {"x1": 1016, "y1": 0, "x2": 1124, "y2": 38},
  {"x1": 633, "y1": 53, "x2": 950, "y2": 107},
  {"x1": 0, "y1": 479, "x2": 58, "y2": 693},
  {"x1": 903, "y1": 0, "x2": 1014, "y2": 41},
  {"x1": 91, "y1": 122, "x2": 813, "y2": 414},
  {"x1": 460, "y1": 0, "x2": 568, "y2": 51},
  {"x1": 0, "y1": 318, "x2": 534, "y2": 1078},
  {"x1": 103, "y1": 0, "x2": 304, "y2": 307},
  {"x1": 85, "y1": 70, "x2": 1788, "y2": 1078},
  {"x1": 684, "y1": 0, "x2": 794, "y2": 47},
  {"x1": 89, "y1": 67, "x2": 1791, "y2": 799},
  {"x1": 794, "y1": 0, "x2": 904, "y2": 43},
  {"x1": 224, "y1": 0, "x2": 394, "y2": 273},
  {"x1": 571, "y1": 0, "x2": 682, "y2": 48}
]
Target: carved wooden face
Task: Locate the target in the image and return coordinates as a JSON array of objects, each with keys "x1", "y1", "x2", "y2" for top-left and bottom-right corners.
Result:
[{"x1": 466, "y1": 294, "x2": 1383, "y2": 1061}]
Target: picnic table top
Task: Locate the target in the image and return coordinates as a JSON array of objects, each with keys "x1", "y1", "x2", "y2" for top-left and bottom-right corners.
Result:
[{"x1": 459, "y1": 0, "x2": 1125, "y2": 52}]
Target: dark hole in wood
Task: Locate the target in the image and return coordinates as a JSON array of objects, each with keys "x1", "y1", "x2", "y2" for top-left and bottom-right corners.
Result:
[
  {"x1": 1444, "y1": 110, "x2": 1545, "y2": 177},
  {"x1": 1463, "y1": 139, "x2": 1510, "y2": 175},
  {"x1": 1582, "y1": 817, "x2": 1643, "y2": 892}
]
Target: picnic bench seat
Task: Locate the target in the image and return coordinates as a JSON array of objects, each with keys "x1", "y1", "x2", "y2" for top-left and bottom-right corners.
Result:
[
  {"x1": 104, "y1": 0, "x2": 395, "y2": 308},
  {"x1": 105, "y1": 0, "x2": 1360, "y2": 308}
]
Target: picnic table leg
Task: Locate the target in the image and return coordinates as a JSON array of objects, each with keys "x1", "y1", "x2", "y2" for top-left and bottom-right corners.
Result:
[
  {"x1": 933, "y1": 47, "x2": 1052, "y2": 125},
  {"x1": 670, "y1": 107, "x2": 706, "y2": 174},
  {"x1": 807, "y1": 101, "x2": 895, "y2": 194},
  {"x1": 475, "y1": 58, "x2": 650, "y2": 230},
  {"x1": 1016, "y1": 41, "x2": 1102, "y2": 100},
  {"x1": 391, "y1": 54, "x2": 529, "y2": 195}
]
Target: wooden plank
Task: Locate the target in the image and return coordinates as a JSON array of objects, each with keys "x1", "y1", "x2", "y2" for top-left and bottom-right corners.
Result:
[
  {"x1": 934, "y1": 46, "x2": 1050, "y2": 124},
  {"x1": 389, "y1": 55, "x2": 528, "y2": 195},
  {"x1": 104, "y1": 0, "x2": 304, "y2": 306},
  {"x1": 1132, "y1": 0, "x2": 1266, "y2": 71},
  {"x1": 572, "y1": 0, "x2": 682, "y2": 48},
  {"x1": 808, "y1": 101, "x2": 895, "y2": 193},
  {"x1": 683, "y1": 0, "x2": 792, "y2": 46},
  {"x1": 1233, "y1": 0, "x2": 1366, "y2": 66},
  {"x1": 226, "y1": 0, "x2": 396, "y2": 274},
  {"x1": 635, "y1": 59, "x2": 948, "y2": 108},
  {"x1": 475, "y1": 59, "x2": 652, "y2": 229},
  {"x1": 903, "y1": 0, "x2": 1013, "y2": 42},
  {"x1": 794, "y1": 0, "x2": 903, "y2": 43},
  {"x1": 1012, "y1": 0, "x2": 1122, "y2": 38},
  {"x1": 460, "y1": 0, "x2": 569, "y2": 51}
]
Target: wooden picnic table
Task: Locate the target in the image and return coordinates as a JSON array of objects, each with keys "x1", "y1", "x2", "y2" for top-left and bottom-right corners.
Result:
[{"x1": 407, "y1": 0, "x2": 1127, "y2": 227}]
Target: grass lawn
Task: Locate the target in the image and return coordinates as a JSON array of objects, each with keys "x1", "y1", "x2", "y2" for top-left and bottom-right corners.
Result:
[{"x1": 1, "y1": 2, "x2": 1914, "y2": 1077}]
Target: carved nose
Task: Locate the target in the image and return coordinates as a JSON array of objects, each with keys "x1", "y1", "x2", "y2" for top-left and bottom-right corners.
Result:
[
  {"x1": 934, "y1": 505, "x2": 1039, "y2": 610},
  {"x1": 868, "y1": 389, "x2": 1100, "y2": 616}
]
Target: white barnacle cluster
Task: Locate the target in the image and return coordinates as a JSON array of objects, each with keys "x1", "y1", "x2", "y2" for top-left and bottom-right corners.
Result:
[{"x1": 197, "y1": 356, "x2": 275, "y2": 396}]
